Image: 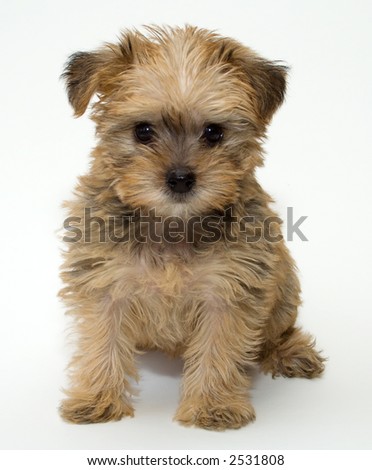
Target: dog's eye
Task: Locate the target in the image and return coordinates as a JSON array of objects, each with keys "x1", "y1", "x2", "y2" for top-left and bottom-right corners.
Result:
[
  {"x1": 134, "y1": 122, "x2": 155, "y2": 144},
  {"x1": 202, "y1": 124, "x2": 224, "y2": 146}
]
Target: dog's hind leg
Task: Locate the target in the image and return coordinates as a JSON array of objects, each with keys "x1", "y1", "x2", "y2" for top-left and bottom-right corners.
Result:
[{"x1": 259, "y1": 253, "x2": 325, "y2": 379}]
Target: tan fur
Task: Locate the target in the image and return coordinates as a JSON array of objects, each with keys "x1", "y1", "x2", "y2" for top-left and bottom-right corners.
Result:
[{"x1": 59, "y1": 25, "x2": 325, "y2": 430}]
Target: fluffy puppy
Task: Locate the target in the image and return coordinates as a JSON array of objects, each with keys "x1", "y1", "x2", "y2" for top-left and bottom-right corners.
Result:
[{"x1": 59, "y1": 25, "x2": 324, "y2": 430}]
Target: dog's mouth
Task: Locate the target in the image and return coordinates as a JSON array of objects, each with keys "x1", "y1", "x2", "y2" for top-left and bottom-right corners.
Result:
[{"x1": 166, "y1": 188, "x2": 196, "y2": 203}]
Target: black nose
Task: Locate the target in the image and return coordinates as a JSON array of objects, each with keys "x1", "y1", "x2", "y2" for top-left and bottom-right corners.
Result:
[{"x1": 166, "y1": 168, "x2": 196, "y2": 194}]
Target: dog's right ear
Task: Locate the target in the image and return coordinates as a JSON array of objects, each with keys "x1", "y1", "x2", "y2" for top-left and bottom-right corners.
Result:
[
  {"x1": 62, "y1": 33, "x2": 141, "y2": 117},
  {"x1": 62, "y1": 51, "x2": 105, "y2": 117}
]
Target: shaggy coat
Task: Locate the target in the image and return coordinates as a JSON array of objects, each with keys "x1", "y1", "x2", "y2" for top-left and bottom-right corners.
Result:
[{"x1": 60, "y1": 26, "x2": 324, "y2": 429}]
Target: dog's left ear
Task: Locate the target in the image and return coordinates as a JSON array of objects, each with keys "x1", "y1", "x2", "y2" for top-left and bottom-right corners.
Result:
[
  {"x1": 219, "y1": 41, "x2": 288, "y2": 123},
  {"x1": 243, "y1": 58, "x2": 288, "y2": 123}
]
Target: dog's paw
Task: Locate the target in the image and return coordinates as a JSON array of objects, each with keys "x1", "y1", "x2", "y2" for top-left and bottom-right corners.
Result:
[
  {"x1": 59, "y1": 395, "x2": 134, "y2": 424},
  {"x1": 175, "y1": 400, "x2": 256, "y2": 430},
  {"x1": 276, "y1": 348, "x2": 326, "y2": 379},
  {"x1": 261, "y1": 328, "x2": 326, "y2": 379}
]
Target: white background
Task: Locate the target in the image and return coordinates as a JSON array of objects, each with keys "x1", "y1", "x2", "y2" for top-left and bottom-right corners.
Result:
[{"x1": 0, "y1": 0, "x2": 371, "y2": 450}]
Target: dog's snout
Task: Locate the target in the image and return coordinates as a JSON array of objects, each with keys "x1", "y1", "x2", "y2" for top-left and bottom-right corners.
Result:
[{"x1": 166, "y1": 168, "x2": 196, "y2": 194}]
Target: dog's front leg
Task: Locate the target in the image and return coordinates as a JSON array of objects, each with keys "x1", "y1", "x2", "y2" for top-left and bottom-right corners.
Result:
[
  {"x1": 60, "y1": 295, "x2": 138, "y2": 424},
  {"x1": 175, "y1": 303, "x2": 256, "y2": 430}
]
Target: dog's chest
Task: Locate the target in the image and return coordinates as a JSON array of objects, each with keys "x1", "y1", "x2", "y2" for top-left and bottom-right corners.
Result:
[
  {"x1": 116, "y1": 247, "x2": 216, "y2": 317},
  {"x1": 131, "y1": 252, "x2": 195, "y2": 299},
  {"x1": 116, "y1": 251, "x2": 202, "y2": 350}
]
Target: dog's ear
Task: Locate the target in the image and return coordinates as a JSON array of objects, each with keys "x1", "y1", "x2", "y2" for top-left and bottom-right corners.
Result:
[
  {"x1": 62, "y1": 33, "x2": 141, "y2": 117},
  {"x1": 62, "y1": 51, "x2": 105, "y2": 117},
  {"x1": 242, "y1": 58, "x2": 288, "y2": 123},
  {"x1": 217, "y1": 40, "x2": 288, "y2": 123}
]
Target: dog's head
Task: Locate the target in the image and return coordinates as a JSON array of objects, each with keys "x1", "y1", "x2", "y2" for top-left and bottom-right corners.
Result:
[{"x1": 63, "y1": 26, "x2": 287, "y2": 218}]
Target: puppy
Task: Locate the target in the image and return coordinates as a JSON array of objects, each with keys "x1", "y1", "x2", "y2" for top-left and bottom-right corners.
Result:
[{"x1": 59, "y1": 25, "x2": 324, "y2": 430}]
